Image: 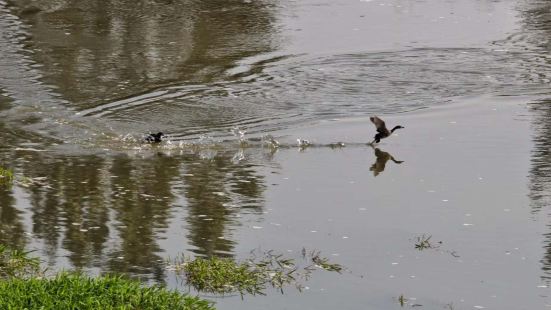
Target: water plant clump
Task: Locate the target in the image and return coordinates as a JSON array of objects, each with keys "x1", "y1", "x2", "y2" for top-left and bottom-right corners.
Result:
[
  {"x1": 414, "y1": 234, "x2": 441, "y2": 251},
  {"x1": 0, "y1": 245, "x2": 42, "y2": 279},
  {"x1": 0, "y1": 273, "x2": 215, "y2": 310},
  {"x1": 168, "y1": 249, "x2": 343, "y2": 296},
  {"x1": 0, "y1": 166, "x2": 14, "y2": 187}
]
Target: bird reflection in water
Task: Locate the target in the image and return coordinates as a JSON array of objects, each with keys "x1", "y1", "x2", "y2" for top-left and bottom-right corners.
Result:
[{"x1": 369, "y1": 145, "x2": 404, "y2": 176}]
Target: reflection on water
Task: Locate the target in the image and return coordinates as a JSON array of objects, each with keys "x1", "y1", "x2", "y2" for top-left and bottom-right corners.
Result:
[
  {"x1": 369, "y1": 146, "x2": 403, "y2": 177},
  {"x1": 3, "y1": 148, "x2": 264, "y2": 280},
  {"x1": 516, "y1": 1, "x2": 551, "y2": 281},
  {"x1": 2, "y1": 0, "x2": 551, "y2": 308}
]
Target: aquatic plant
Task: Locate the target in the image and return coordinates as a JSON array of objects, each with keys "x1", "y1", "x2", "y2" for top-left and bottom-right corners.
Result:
[
  {"x1": 0, "y1": 273, "x2": 214, "y2": 310},
  {"x1": 168, "y1": 249, "x2": 343, "y2": 296},
  {"x1": 414, "y1": 234, "x2": 441, "y2": 251},
  {"x1": 398, "y1": 294, "x2": 407, "y2": 307},
  {"x1": 0, "y1": 245, "x2": 213, "y2": 309},
  {"x1": 0, "y1": 245, "x2": 41, "y2": 279},
  {"x1": 0, "y1": 166, "x2": 14, "y2": 187},
  {"x1": 305, "y1": 249, "x2": 343, "y2": 273}
]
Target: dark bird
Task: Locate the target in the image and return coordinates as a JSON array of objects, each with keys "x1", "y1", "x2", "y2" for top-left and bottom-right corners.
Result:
[
  {"x1": 369, "y1": 116, "x2": 404, "y2": 144},
  {"x1": 145, "y1": 132, "x2": 165, "y2": 143},
  {"x1": 370, "y1": 146, "x2": 404, "y2": 177}
]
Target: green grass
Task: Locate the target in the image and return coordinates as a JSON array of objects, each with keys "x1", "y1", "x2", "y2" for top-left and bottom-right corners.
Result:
[
  {"x1": 0, "y1": 245, "x2": 41, "y2": 279},
  {"x1": 169, "y1": 249, "x2": 343, "y2": 296},
  {"x1": 414, "y1": 234, "x2": 441, "y2": 251},
  {"x1": 0, "y1": 166, "x2": 14, "y2": 187},
  {"x1": 0, "y1": 273, "x2": 215, "y2": 310},
  {"x1": 176, "y1": 256, "x2": 267, "y2": 295}
]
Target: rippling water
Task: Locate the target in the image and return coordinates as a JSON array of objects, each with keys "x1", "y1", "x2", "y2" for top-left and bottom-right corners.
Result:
[{"x1": 2, "y1": 0, "x2": 551, "y2": 309}]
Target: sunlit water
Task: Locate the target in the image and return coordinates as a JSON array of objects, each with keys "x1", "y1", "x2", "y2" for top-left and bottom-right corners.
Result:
[{"x1": 1, "y1": 0, "x2": 551, "y2": 309}]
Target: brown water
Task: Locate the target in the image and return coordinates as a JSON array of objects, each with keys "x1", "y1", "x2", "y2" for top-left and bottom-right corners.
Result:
[{"x1": 1, "y1": 0, "x2": 551, "y2": 309}]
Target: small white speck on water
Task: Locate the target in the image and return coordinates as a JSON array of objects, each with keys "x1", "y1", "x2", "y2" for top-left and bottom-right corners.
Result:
[
  {"x1": 442, "y1": 199, "x2": 449, "y2": 202},
  {"x1": 465, "y1": 213, "x2": 472, "y2": 217},
  {"x1": 427, "y1": 190, "x2": 436, "y2": 193},
  {"x1": 358, "y1": 208, "x2": 367, "y2": 211},
  {"x1": 349, "y1": 181, "x2": 355, "y2": 184},
  {"x1": 391, "y1": 262, "x2": 399, "y2": 265},
  {"x1": 463, "y1": 223, "x2": 474, "y2": 226},
  {"x1": 310, "y1": 230, "x2": 317, "y2": 233},
  {"x1": 117, "y1": 256, "x2": 124, "y2": 259},
  {"x1": 214, "y1": 192, "x2": 225, "y2": 196},
  {"x1": 79, "y1": 229, "x2": 88, "y2": 232},
  {"x1": 71, "y1": 222, "x2": 80, "y2": 226},
  {"x1": 283, "y1": 177, "x2": 289, "y2": 180},
  {"x1": 409, "y1": 275, "x2": 416, "y2": 279},
  {"x1": 183, "y1": 174, "x2": 194, "y2": 176},
  {"x1": 389, "y1": 275, "x2": 395, "y2": 278},
  {"x1": 304, "y1": 286, "x2": 310, "y2": 290},
  {"x1": 198, "y1": 215, "x2": 207, "y2": 217},
  {"x1": 505, "y1": 251, "x2": 511, "y2": 255},
  {"x1": 270, "y1": 223, "x2": 281, "y2": 226},
  {"x1": 538, "y1": 285, "x2": 548, "y2": 288},
  {"x1": 449, "y1": 121, "x2": 457, "y2": 124},
  {"x1": 203, "y1": 218, "x2": 213, "y2": 221},
  {"x1": 252, "y1": 226, "x2": 263, "y2": 229},
  {"x1": 331, "y1": 253, "x2": 340, "y2": 256},
  {"x1": 478, "y1": 177, "x2": 483, "y2": 180},
  {"x1": 342, "y1": 236, "x2": 349, "y2": 239},
  {"x1": 474, "y1": 306, "x2": 486, "y2": 309}
]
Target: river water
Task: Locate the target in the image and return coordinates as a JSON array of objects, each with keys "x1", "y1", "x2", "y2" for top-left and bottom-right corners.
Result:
[{"x1": 1, "y1": 0, "x2": 551, "y2": 309}]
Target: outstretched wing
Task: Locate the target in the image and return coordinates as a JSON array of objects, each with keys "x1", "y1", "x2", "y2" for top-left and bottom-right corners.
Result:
[{"x1": 370, "y1": 116, "x2": 387, "y2": 134}]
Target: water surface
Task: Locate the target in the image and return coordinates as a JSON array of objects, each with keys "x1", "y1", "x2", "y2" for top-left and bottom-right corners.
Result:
[{"x1": 1, "y1": 0, "x2": 551, "y2": 309}]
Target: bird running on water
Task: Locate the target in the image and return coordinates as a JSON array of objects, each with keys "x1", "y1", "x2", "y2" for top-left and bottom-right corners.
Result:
[
  {"x1": 145, "y1": 132, "x2": 165, "y2": 143},
  {"x1": 369, "y1": 116, "x2": 404, "y2": 144}
]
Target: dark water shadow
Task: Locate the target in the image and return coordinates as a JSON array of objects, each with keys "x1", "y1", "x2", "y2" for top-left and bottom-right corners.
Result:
[{"x1": 369, "y1": 145, "x2": 404, "y2": 177}]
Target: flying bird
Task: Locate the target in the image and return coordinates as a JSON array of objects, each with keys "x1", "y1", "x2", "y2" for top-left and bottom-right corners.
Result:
[{"x1": 369, "y1": 116, "x2": 404, "y2": 144}]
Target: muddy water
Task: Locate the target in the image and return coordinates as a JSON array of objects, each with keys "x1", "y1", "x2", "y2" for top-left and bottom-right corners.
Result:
[{"x1": 1, "y1": 0, "x2": 551, "y2": 309}]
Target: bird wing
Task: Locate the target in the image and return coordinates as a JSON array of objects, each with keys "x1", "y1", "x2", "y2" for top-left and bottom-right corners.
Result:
[{"x1": 370, "y1": 116, "x2": 387, "y2": 134}]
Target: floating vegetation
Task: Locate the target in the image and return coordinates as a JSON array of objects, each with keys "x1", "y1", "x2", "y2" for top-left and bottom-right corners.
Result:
[
  {"x1": 0, "y1": 165, "x2": 49, "y2": 189},
  {"x1": 304, "y1": 249, "x2": 343, "y2": 273},
  {"x1": 398, "y1": 294, "x2": 407, "y2": 307},
  {"x1": 396, "y1": 294, "x2": 422, "y2": 308},
  {"x1": 412, "y1": 234, "x2": 460, "y2": 257},
  {"x1": 0, "y1": 245, "x2": 42, "y2": 279},
  {"x1": 414, "y1": 234, "x2": 442, "y2": 251},
  {"x1": 0, "y1": 166, "x2": 14, "y2": 187},
  {"x1": 167, "y1": 248, "x2": 343, "y2": 297}
]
